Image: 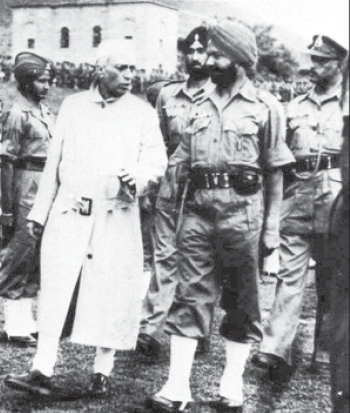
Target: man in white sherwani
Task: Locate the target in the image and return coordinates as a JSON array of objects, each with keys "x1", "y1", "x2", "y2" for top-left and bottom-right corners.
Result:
[{"x1": 4, "y1": 39, "x2": 167, "y2": 397}]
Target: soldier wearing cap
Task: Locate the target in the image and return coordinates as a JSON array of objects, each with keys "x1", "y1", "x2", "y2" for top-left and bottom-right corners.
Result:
[
  {"x1": 0, "y1": 51, "x2": 54, "y2": 347},
  {"x1": 252, "y1": 35, "x2": 348, "y2": 379},
  {"x1": 136, "y1": 26, "x2": 215, "y2": 358},
  {"x1": 143, "y1": 20, "x2": 294, "y2": 413}
]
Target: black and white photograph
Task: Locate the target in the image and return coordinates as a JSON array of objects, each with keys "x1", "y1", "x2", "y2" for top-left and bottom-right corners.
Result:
[{"x1": 0, "y1": 0, "x2": 349, "y2": 411}]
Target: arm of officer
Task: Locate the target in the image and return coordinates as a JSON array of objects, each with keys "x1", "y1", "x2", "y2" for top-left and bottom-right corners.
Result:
[
  {"x1": 263, "y1": 168, "x2": 283, "y2": 253},
  {"x1": 262, "y1": 94, "x2": 295, "y2": 253},
  {"x1": 132, "y1": 105, "x2": 167, "y2": 197},
  {"x1": 0, "y1": 107, "x2": 22, "y2": 227},
  {"x1": 156, "y1": 88, "x2": 170, "y2": 152},
  {"x1": 27, "y1": 99, "x2": 67, "y2": 227}
]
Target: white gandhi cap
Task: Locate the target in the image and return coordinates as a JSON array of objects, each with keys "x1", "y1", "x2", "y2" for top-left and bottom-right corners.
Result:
[{"x1": 95, "y1": 38, "x2": 137, "y2": 67}]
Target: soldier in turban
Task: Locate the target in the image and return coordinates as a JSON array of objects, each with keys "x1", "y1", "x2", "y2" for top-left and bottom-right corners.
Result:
[
  {"x1": 0, "y1": 51, "x2": 54, "y2": 347},
  {"x1": 142, "y1": 20, "x2": 294, "y2": 413}
]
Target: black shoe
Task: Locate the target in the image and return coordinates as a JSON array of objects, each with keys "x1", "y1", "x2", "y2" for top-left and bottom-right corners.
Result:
[
  {"x1": 0, "y1": 331, "x2": 37, "y2": 347},
  {"x1": 88, "y1": 373, "x2": 109, "y2": 397},
  {"x1": 251, "y1": 352, "x2": 283, "y2": 369},
  {"x1": 144, "y1": 395, "x2": 190, "y2": 412},
  {"x1": 251, "y1": 352, "x2": 293, "y2": 382},
  {"x1": 31, "y1": 332, "x2": 39, "y2": 340},
  {"x1": 208, "y1": 397, "x2": 243, "y2": 412},
  {"x1": 195, "y1": 337, "x2": 210, "y2": 357},
  {"x1": 136, "y1": 333, "x2": 161, "y2": 358},
  {"x1": 4, "y1": 369, "x2": 51, "y2": 396}
]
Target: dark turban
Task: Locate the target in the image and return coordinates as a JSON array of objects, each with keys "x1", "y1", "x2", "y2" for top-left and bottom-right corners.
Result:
[
  {"x1": 209, "y1": 20, "x2": 257, "y2": 66},
  {"x1": 14, "y1": 51, "x2": 54, "y2": 84},
  {"x1": 178, "y1": 26, "x2": 208, "y2": 54}
]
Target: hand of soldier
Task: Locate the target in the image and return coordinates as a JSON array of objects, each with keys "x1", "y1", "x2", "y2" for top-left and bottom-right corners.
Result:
[{"x1": 27, "y1": 221, "x2": 43, "y2": 240}]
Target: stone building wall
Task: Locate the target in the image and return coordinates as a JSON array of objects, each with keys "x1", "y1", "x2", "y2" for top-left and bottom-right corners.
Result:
[{"x1": 11, "y1": 2, "x2": 178, "y2": 74}]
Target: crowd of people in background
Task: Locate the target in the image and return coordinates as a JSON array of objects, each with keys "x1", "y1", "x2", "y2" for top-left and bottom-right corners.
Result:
[{"x1": 1, "y1": 53, "x2": 311, "y2": 102}]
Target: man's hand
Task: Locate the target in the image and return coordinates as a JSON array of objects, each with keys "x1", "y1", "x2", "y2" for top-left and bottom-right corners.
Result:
[
  {"x1": 27, "y1": 221, "x2": 43, "y2": 240},
  {"x1": 117, "y1": 169, "x2": 136, "y2": 195}
]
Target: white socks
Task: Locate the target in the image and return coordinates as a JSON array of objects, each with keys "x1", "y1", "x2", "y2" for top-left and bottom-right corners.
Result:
[
  {"x1": 94, "y1": 347, "x2": 115, "y2": 377},
  {"x1": 220, "y1": 339, "x2": 252, "y2": 405},
  {"x1": 157, "y1": 335, "x2": 198, "y2": 402},
  {"x1": 3, "y1": 298, "x2": 37, "y2": 337},
  {"x1": 32, "y1": 335, "x2": 60, "y2": 377},
  {"x1": 33, "y1": 344, "x2": 116, "y2": 378}
]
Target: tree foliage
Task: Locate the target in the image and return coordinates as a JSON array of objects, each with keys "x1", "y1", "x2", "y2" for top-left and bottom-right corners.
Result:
[{"x1": 252, "y1": 23, "x2": 299, "y2": 78}]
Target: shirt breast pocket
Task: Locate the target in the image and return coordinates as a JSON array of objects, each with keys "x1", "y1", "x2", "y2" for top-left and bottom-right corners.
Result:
[
  {"x1": 224, "y1": 117, "x2": 259, "y2": 162},
  {"x1": 288, "y1": 115, "x2": 317, "y2": 152},
  {"x1": 165, "y1": 105, "x2": 188, "y2": 136},
  {"x1": 321, "y1": 119, "x2": 343, "y2": 153},
  {"x1": 192, "y1": 116, "x2": 211, "y2": 155}
]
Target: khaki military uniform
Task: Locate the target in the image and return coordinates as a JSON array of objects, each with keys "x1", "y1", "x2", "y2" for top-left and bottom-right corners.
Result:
[
  {"x1": 162, "y1": 70, "x2": 294, "y2": 342},
  {"x1": 261, "y1": 82, "x2": 344, "y2": 365},
  {"x1": 139, "y1": 80, "x2": 215, "y2": 343},
  {"x1": 0, "y1": 93, "x2": 53, "y2": 299}
]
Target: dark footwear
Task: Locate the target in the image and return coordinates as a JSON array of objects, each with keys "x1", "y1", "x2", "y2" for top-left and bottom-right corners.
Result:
[
  {"x1": 208, "y1": 397, "x2": 243, "y2": 412},
  {"x1": 195, "y1": 337, "x2": 210, "y2": 357},
  {"x1": 136, "y1": 333, "x2": 161, "y2": 358},
  {"x1": 0, "y1": 331, "x2": 37, "y2": 347},
  {"x1": 4, "y1": 369, "x2": 51, "y2": 396},
  {"x1": 144, "y1": 395, "x2": 190, "y2": 412},
  {"x1": 88, "y1": 373, "x2": 109, "y2": 397},
  {"x1": 251, "y1": 352, "x2": 283, "y2": 369},
  {"x1": 252, "y1": 353, "x2": 293, "y2": 382},
  {"x1": 31, "y1": 332, "x2": 39, "y2": 340}
]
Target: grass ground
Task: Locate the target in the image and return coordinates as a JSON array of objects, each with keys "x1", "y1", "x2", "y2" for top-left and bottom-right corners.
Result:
[{"x1": 0, "y1": 272, "x2": 332, "y2": 413}]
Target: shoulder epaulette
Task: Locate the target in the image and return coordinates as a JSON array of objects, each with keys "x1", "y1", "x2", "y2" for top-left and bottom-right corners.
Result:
[{"x1": 162, "y1": 80, "x2": 185, "y2": 88}]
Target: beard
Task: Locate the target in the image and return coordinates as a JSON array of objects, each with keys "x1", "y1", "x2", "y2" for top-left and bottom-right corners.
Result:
[
  {"x1": 187, "y1": 63, "x2": 209, "y2": 79},
  {"x1": 209, "y1": 63, "x2": 237, "y2": 87},
  {"x1": 21, "y1": 82, "x2": 47, "y2": 102}
]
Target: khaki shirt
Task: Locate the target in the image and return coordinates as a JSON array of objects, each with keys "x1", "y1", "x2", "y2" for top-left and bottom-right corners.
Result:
[
  {"x1": 157, "y1": 69, "x2": 294, "y2": 212},
  {"x1": 286, "y1": 82, "x2": 343, "y2": 159},
  {"x1": 171, "y1": 69, "x2": 294, "y2": 173},
  {"x1": 1, "y1": 92, "x2": 53, "y2": 161},
  {"x1": 156, "y1": 79, "x2": 215, "y2": 157},
  {"x1": 281, "y1": 82, "x2": 344, "y2": 235}
]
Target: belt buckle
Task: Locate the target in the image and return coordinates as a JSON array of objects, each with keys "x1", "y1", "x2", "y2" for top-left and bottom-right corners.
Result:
[{"x1": 80, "y1": 197, "x2": 92, "y2": 216}]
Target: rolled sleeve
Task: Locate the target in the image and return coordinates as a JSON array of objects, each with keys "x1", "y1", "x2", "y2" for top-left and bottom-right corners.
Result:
[
  {"x1": 1, "y1": 108, "x2": 22, "y2": 162},
  {"x1": 262, "y1": 96, "x2": 295, "y2": 170}
]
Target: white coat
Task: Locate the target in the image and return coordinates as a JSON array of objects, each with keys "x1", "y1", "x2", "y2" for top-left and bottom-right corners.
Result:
[{"x1": 28, "y1": 88, "x2": 167, "y2": 349}]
